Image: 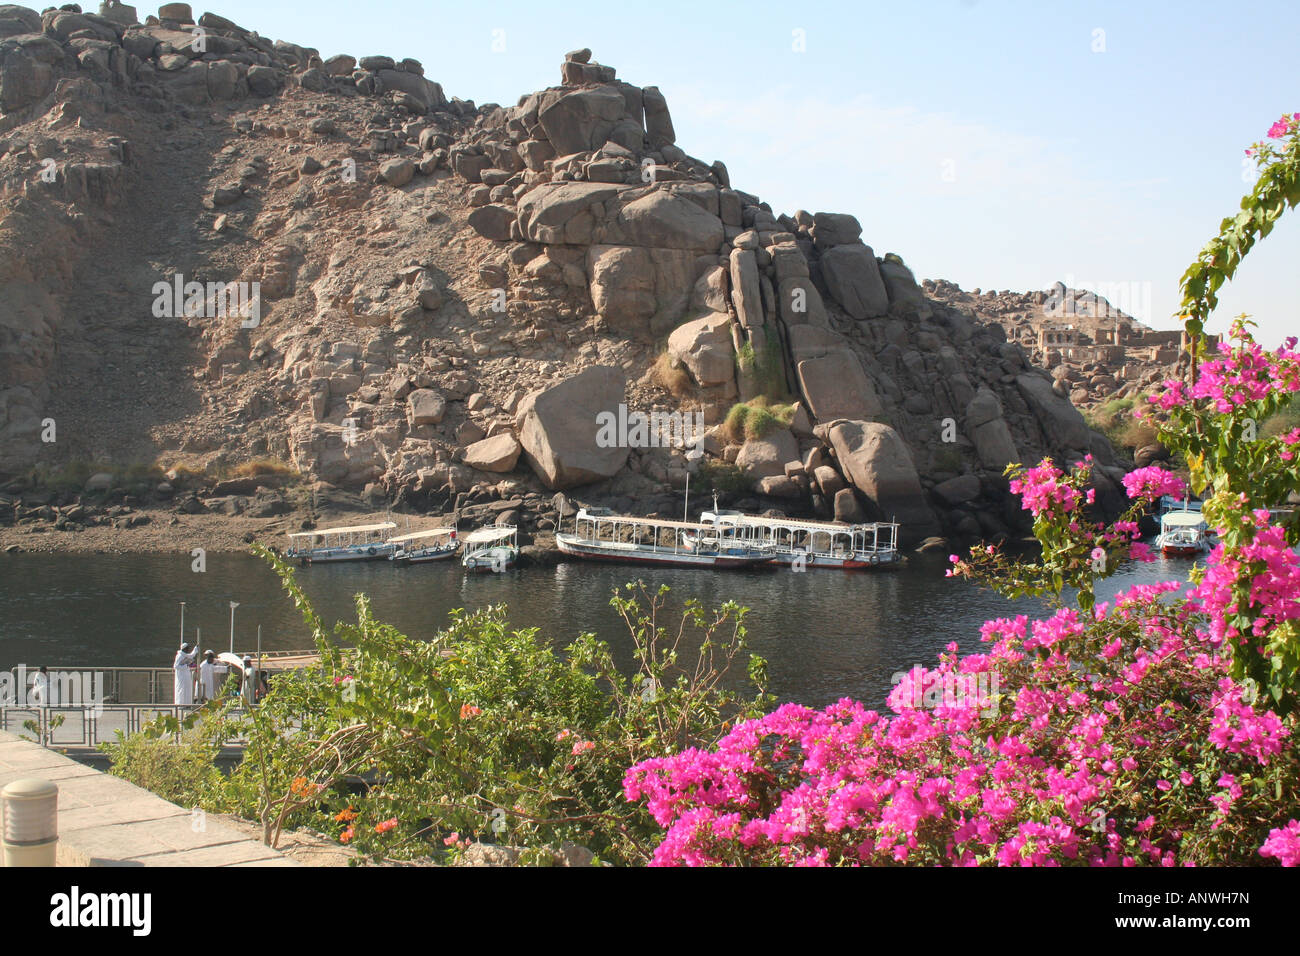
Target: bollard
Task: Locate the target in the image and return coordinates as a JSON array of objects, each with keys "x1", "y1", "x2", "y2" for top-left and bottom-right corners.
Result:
[{"x1": 2, "y1": 778, "x2": 58, "y2": 867}]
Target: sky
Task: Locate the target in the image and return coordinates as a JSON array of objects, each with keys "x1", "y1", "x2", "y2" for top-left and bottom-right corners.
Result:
[{"x1": 205, "y1": 0, "x2": 1298, "y2": 345}]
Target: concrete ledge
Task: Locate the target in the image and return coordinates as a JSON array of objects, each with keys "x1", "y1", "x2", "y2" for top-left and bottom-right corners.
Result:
[{"x1": 0, "y1": 731, "x2": 297, "y2": 867}]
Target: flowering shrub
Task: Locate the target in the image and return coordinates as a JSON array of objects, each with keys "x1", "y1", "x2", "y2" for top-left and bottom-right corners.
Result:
[{"x1": 624, "y1": 113, "x2": 1300, "y2": 866}]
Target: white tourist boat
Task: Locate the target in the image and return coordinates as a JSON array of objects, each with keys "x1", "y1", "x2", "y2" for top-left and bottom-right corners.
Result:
[
  {"x1": 285, "y1": 522, "x2": 398, "y2": 564},
  {"x1": 697, "y1": 510, "x2": 901, "y2": 570},
  {"x1": 389, "y1": 528, "x2": 459, "y2": 564},
  {"x1": 556, "y1": 508, "x2": 776, "y2": 569},
  {"x1": 462, "y1": 526, "x2": 519, "y2": 572},
  {"x1": 1155, "y1": 510, "x2": 1209, "y2": 556}
]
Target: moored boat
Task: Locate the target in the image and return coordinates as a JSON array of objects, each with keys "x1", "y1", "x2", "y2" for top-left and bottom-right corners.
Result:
[
  {"x1": 286, "y1": 522, "x2": 397, "y2": 564},
  {"x1": 1155, "y1": 510, "x2": 1208, "y2": 556},
  {"x1": 462, "y1": 526, "x2": 519, "y2": 572},
  {"x1": 698, "y1": 510, "x2": 901, "y2": 569},
  {"x1": 556, "y1": 509, "x2": 776, "y2": 569},
  {"x1": 389, "y1": 528, "x2": 459, "y2": 564}
]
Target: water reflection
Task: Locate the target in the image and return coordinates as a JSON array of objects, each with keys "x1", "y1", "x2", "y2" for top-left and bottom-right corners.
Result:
[{"x1": 0, "y1": 551, "x2": 1198, "y2": 710}]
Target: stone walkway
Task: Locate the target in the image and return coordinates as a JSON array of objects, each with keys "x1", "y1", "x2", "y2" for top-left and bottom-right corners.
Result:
[{"x1": 0, "y1": 731, "x2": 296, "y2": 866}]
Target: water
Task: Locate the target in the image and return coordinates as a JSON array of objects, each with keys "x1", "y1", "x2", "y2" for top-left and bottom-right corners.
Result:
[{"x1": 0, "y1": 551, "x2": 1197, "y2": 710}]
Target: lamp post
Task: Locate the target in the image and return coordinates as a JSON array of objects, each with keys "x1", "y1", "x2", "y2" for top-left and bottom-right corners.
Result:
[
  {"x1": 179, "y1": 602, "x2": 186, "y2": 646},
  {"x1": 229, "y1": 601, "x2": 239, "y2": 655}
]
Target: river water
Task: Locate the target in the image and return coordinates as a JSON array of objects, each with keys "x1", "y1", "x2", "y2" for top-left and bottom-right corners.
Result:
[{"x1": 0, "y1": 551, "x2": 1196, "y2": 709}]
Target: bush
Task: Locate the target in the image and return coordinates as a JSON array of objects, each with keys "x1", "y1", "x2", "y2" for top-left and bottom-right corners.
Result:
[
  {"x1": 102, "y1": 720, "x2": 226, "y2": 810},
  {"x1": 651, "y1": 352, "x2": 695, "y2": 399},
  {"x1": 734, "y1": 327, "x2": 791, "y2": 402},
  {"x1": 722, "y1": 399, "x2": 795, "y2": 444},
  {"x1": 697, "y1": 460, "x2": 751, "y2": 496}
]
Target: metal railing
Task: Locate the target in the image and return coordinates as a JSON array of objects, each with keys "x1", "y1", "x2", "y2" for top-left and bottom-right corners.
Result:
[
  {"x1": 5, "y1": 654, "x2": 318, "y2": 706},
  {"x1": 0, "y1": 705, "x2": 251, "y2": 750}
]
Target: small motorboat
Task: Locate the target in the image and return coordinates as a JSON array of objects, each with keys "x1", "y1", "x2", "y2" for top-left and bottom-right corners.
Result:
[
  {"x1": 1155, "y1": 510, "x2": 1208, "y2": 556},
  {"x1": 285, "y1": 522, "x2": 398, "y2": 564},
  {"x1": 389, "y1": 528, "x2": 459, "y2": 564},
  {"x1": 462, "y1": 526, "x2": 518, "y2": 572}
]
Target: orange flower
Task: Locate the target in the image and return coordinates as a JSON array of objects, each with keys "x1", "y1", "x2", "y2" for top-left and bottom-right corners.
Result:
[
  {"x1": 334, "y1": 806, "x2": 357, "y2": 823},
  {"x1": 460, "y1": 703, "x2": 482, "y2": 719},
  {"x1": 374, "y1": 817, "x2": 398, "y2": 834},
  {"x1": 339, "y1": 826, "x2": 354, "y2": 844}
]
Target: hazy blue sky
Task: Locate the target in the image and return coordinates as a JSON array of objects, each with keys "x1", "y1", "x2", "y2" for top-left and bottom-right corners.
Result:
[{"x1": 205, "y1": 0, "x2": 1297, "y2": 345}]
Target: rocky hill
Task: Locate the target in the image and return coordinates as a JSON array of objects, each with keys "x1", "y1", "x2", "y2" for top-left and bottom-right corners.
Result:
[{"x1": 0, "y1": 2, "x2": 1137, "y2": 549}]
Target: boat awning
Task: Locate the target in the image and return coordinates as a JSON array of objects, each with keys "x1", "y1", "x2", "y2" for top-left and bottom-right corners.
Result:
[
  {"x1": 464, "y1": 527, "x2": 516, "y2": 544},
  {"x1": 575, "y1": 509, "x2": 714, "y2": 532},
  {"x1": 700, "y1": 511, "x2": 897, "y2": 533},
  {"x1": 288, "y1": 522, "x2": 396, "y2": 539},
  {"x1": 1162, "y1": 513, "x2": 1206, "y2": 528},
  {"x1": 389, "y1": 528, "x2": 456, "y2": 544}
]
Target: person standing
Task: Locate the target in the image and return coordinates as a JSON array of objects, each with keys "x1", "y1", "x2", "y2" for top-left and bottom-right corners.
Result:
[
  {"x1": 30, "y1": 666, "x2": 50, "y2": 707},
  {"x1": 197, "y1": 650, "x2": 217, "y2": 702},
  {"x1": 173, "y1": 643, "x2": 198, "y2": 705},
  {"x1": 241, "y1": 656, "x2": 256, "y2": 707}
]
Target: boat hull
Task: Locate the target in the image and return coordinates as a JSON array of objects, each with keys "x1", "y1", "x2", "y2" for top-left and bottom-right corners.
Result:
[
  {"x1": 556, "y1": 534, "x2": 774, "y2": 569},
  {"x1": 463, "y1": 546, "x2": 518, "y2": 572},
  {"x1": 392, "y1": 547, "x2": 459, "y2": 564},
  {"x1": 289, "y1": 545, "x2": 397, "y2": 563},
  {"x1": 764, "y1": 550, "x2": 900, "y2": 570}
]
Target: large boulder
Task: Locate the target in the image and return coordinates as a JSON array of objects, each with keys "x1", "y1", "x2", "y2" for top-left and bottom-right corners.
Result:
[
  {"x1": 796, "y1": 352, "x2": 884, "y2": 423},
  {"x1": 587, "y1": 245, "x2": 697, "y2": 339},
  {"x1": 932, "y1": 474, "x2": 981, "y2": 506},
  {"x1": 880, "y1": 258, "x2": 925, "y2": 310},
  {"x1": 827, "y1": 420, "x2": 940, "y2": 543},
  {"x1": 407, "y1": 388, "x2": 446, "y2": 425},
  {"x1": 517, "y1": 181, "x2": 624, "y2": 244},
  {"x1": 667, "y1": 313, "x2": 736, "y2": 387},
  {"x1": 735, "y1": 427, "x2": 800, "y2": 479},
  {"x1": 0, "y1": 46, "x2": 54, "y2": 112},
  {"x1": 729, "y1": 248, "x2": 762, "y2": 329},
  {"x1": 467, "y1": 203, "x2": 515, "y2": 241},
  {"x1": 538, "y1": 86, "x2": 628, "y2": 155},
  {"x1": 966, "y1": 387, "x2": 1020, "y2": 470},
  {"x1": 811, "y1": 212, "x2": 862, "y2": 247},
  {"x1": 819, "y1": 244, "x2": 889, "y2": 319},
  {"x1": 516, "y1": 366, "x2": 630, "y2": 489},
  {"x1": 463, "y1": 433, "x2": 522, "y2": 473},
  {"x1": 1015, "y1": 373, "x2": 1090, "y2": 451},
  {"x1": 605, "y1": 188, "x2": 724, "y2": 251},
  {"x1": 965, "y1": 386, "x2": 1003, "y2": 429},
  {"x1": 375, "y1": 69, "x2": 445, "y2": 111},
  {"x1": 642, "y1": 85, "x2": 675, "y2": 147},
  {"x1": 778, "y1": 276, "x2": 829, "y2": 328}
]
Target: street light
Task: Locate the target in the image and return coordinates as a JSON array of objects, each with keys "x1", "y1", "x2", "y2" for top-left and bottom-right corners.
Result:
[
  {"x1": 229, "y1": 601, "x2": 239, "y2": 655},
  {"x1": 179, "y1": 602, "x2": 186, "y2": 646}
]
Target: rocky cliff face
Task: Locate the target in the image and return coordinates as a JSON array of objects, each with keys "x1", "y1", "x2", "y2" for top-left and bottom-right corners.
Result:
[{"x1": 0, "y1": 3, "x2": 1130, "y2": 548}]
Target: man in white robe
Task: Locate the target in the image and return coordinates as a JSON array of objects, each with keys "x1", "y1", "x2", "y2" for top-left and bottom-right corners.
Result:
[
  {"x1": 30, "y1": 666, "x2": 49, "y2": 706},
  {"x1": 197, "y1": 650, "x2": 217, "y2": 702},
  {"x1": 173, "y1": 643, "x2": 198, "y2": 705}
]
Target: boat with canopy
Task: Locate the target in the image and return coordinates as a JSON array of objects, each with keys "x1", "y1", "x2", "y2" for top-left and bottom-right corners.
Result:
[
  {"x1": 462, "y1": 526, "x2": 519, "y2": 571},
  {"x1": 285, "y1": 522, "x2": 397, "y2": 563},
  {"x1": 1155, "y1": 510, "x2": 1209, "y2": 556},
  {"x1": 556, "y1": 508, "x2": 776, "y2": 569},
  {"x1": 697, "y1": 509, "x2": 900, "y2": 569},
  {"x1": 389, "y1": 527, "x2": 459, "y2": 564}
]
